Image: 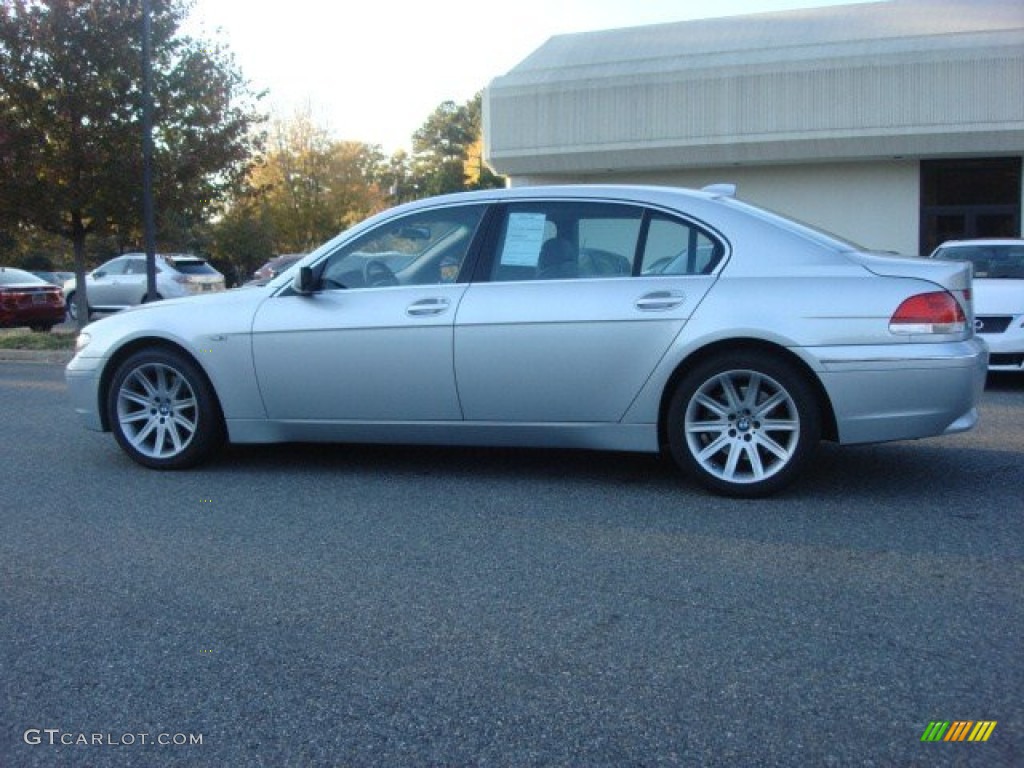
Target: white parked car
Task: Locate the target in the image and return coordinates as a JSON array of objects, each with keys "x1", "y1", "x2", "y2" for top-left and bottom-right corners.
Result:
[
  {"x1": 64, "y1": 253, "x2": 225, "y2": 321},
  {"x1": 67, "y1": 185, "x2": 987, "y2": 497},
  {"x1": 929, "y1": 239, "x2": 1024, "y2": 372}
]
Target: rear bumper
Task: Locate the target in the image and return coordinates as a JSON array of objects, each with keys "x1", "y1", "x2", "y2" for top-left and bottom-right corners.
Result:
[{"x1": 812, "y1": 338, "x2": 988, "y2": 444}]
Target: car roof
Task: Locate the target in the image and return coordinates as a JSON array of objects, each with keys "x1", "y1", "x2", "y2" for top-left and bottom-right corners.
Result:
[{"x1": 935, "y1": 239, "x2": 1024, "y2": 247}]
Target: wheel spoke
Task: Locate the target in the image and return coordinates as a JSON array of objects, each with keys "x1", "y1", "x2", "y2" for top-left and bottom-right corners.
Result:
[
  {"x1": 170, "y1": 411, "x2": 197, "y2": 434},
  {"x1": 131, "y1": 370, "x2": 159, "y2": 400},
  {"x1": 718, "y1": 374, "x2": 744, "y2": 411},
  {"x1": 753, "y1": 389, "x2": 788, "y2": 417},
  {"x1": 754, "y1": 432, "x2": 792, "y2": 462},
  {"x1": 741, "y1": 372, "x2": 763, "y2": 410},
  {"x1": 696, "y1": 432, "x2": 731, "y2": 461},
  {"x1": 722, "y1": 440, "x2": 744, "y2": 478},
  {"x1": 694, "y1": 392, "x2": 730, "y2": 419},
  {"x1": 744, "y1": 442, "x2": 766, "y2": 479},
  {"x1": 120, "y1": 391, "x2": 151, "y2": 409},
  {"x1": 129, "y1": 417, "x2": 158, "y2": 449},
  {"x1": 760, "y1": 418, "x2": 799, "y2": 432},
  {"x1": 687, "y1": 418, "x2": 728, "y2": 435}
]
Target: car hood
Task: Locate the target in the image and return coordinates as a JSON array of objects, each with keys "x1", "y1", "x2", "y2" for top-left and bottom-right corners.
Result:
[
  {"x1": 80, "y1": 285, "x2": 270, "y2": 345},
  {"x1": 973, "y1": 278, "x2": 1024, "y2": 314}
]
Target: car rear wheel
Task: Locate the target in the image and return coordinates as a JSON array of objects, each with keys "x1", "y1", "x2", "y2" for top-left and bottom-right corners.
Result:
[
  {"x1": 667, "y1": 351, "x2": 821, "y2": 497},
  {"x1": 66, "y1": 291, "x2": 89, "y2": 322},
  {"x1": 107, "y1": 348, "x2": 224, "y2": 469}
]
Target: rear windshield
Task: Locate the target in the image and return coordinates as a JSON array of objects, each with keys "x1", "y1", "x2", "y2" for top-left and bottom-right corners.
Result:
[
  {"x1": 932, "y1": 244, "x2": 1024, "y2": 278},
  {"x1": 0, "y1": 268, "x2": 46, "y2": 286},
  {"x1": 164, "y1": 257, "x2": 219, "y2": 275}
]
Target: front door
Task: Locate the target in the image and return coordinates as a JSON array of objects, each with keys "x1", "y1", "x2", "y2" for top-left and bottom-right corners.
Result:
[{"x1": 251, "y1": 204, "x2": 487, "y2": 422}]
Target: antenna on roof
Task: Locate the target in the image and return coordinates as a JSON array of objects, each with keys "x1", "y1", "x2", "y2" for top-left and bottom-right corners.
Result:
[{"x1": 701, "y1": 183, "x2": 737, "y2": 198}]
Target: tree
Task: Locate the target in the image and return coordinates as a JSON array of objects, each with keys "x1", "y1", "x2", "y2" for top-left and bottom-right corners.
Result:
[
  {"x1": 0, "y1": 0, "x2": 263, "y2": 326},
  {"x1": 209, "y1": 108, "x2": 390, "y2": 277},
  {"x1": 410, "y1": 93, "x2": 504, "y2": 197}
]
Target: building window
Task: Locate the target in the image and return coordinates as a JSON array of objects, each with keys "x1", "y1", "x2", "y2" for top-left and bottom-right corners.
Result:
[{"x1": 920, "y1": 158, "x2": 1021, "y2": 254}]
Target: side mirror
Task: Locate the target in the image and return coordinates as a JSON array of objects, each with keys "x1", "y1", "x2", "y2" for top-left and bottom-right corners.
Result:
[
  {"x1": 93, "y1": 270, "x2": 105, "y2": 278},
  {"x1": 292, "y1": 266, "x2": 316, "y2": 295}
]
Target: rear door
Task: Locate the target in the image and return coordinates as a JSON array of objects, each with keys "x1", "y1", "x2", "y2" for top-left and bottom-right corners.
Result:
[{"x1": 454, "y1": 200, "x2": 723, "y2": 423}]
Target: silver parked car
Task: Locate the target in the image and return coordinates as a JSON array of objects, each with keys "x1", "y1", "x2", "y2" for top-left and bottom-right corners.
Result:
[
  {"x1": 929, "y1": 239, "x2": 1024, "y2": 372},
  {"x1": 66, "y1": 185, "x2": 987, "y2": 497},
  {"x1": 64, "y1": 253, "x2": 225, "y2": 320}
]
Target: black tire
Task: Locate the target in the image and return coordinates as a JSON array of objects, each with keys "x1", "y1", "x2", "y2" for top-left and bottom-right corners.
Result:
[
  {"x1": 29, "y1": 324, "x2": 54, "y2": 333},
  {"x1": 666, "y1": 351, "x2": 821, "y2": 497},
  {"x1": 106, "y1": 348, "x2": 225, "y2": 469}
]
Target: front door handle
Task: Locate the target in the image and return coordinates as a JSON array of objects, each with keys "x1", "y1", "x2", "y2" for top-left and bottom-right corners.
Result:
[
  {"x1": 635, "y1": 290, "x2": 685, "y2": 311},
  {"x1": 406, "y1": 297, "x2": 451, "y2": 317}
]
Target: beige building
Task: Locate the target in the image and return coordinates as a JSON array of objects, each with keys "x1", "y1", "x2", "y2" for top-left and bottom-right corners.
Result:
[{"x1": 483, "y1": 0, "x2": 1024, "y2": 255}]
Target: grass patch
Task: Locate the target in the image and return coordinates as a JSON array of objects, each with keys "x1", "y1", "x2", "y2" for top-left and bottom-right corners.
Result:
[{"x1": 0, "y1": 329, "x2": 78, "y2": 350}]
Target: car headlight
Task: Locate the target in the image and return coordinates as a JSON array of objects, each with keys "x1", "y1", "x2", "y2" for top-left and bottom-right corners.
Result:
[{"x1": 75, "y1": 331, "x2": 92, "y2": 354}]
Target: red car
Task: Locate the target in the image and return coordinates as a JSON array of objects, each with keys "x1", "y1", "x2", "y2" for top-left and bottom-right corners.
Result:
[{"x1": 0, "y1": 267, "x2": 67, "y2": 332}]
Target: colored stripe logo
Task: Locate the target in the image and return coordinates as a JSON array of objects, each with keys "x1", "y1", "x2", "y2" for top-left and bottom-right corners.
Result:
[{"x1": 921, "y1": 721, "x2": 997, "y2": 742}]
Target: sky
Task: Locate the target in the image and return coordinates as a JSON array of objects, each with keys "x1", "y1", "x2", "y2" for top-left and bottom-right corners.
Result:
[{"x1": 185, "y1": 0, "x2": 880, "y2": 153}]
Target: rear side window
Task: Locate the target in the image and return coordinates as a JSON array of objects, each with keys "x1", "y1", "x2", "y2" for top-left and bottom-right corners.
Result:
[
  {"x1": 640, "y1": 213, "x2": 724, "y2": 275},
  {"x1": 166, "y1": 258, "x2": 219, "y2": 275},
  {"x1": 488, "y1": 202, "x2": 724, "y2": 282}
]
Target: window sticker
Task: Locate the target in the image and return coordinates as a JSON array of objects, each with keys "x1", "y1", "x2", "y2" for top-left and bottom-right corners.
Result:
[{"x1": 500, "y1": 212, "x2": 548, "y2": 267}]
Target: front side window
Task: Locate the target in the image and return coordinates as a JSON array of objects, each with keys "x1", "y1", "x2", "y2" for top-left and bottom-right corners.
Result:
[
  {"x1": 319, "y1": 205, "x2": 486, "y2": 290},
  {"x1": 124, "y1": 259, "x2": 148, "y2": 275},
  {"x1": 491, "y1": 203, "x2": 641, "y2": 282},
  {"x1": 96, "y1": 258, "x2": 128, "y2": 277}
]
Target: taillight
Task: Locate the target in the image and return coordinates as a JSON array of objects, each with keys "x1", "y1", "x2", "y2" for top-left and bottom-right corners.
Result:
[{"x1": 889, "y1": 291, "x2": 966, "y2": 334}]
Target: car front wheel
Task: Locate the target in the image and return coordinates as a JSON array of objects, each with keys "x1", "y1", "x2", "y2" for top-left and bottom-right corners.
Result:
[
  {"x1": 667, "y1": 352, "x2": 821, "y2": 497},
  {"x1": 107, "y1": 348, "x2": 224, "y2": 469}
]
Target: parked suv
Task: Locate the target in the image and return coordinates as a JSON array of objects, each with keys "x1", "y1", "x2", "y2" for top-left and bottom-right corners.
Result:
[{"x1": 64, "y1": 253, "x2": 225, "y2": 321}]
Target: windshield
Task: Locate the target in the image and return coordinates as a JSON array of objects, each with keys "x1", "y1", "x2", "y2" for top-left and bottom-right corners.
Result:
[{"x1": 932, "y1": 244, "x2": 1024, "y2": 279}]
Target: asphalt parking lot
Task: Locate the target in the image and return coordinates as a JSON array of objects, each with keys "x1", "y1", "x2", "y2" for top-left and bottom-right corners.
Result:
[{"x1": 1, "y1": 361, "x2": 1021, "y2": 767}]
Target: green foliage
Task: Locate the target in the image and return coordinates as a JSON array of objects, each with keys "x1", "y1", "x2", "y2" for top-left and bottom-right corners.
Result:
[
  {"x1": 409, "y1": 93, "x2": 504, "y2": 197},
  {"x1": 208, "y1": 108, "x2": 390, "y2": 279},
  {"x1": 0, "y1": 0, "x2": 263, "y2": 320},
  {"x1": 0, "y1": 329, "x2": 77, "y2": 350}
]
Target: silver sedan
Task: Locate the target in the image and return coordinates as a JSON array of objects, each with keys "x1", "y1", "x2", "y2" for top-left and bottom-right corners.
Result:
[{"x1": 66, "y1": 185, "x2": 987, "y2": 497}]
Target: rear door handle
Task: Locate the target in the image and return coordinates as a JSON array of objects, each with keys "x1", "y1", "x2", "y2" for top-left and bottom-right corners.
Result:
[
  {"x1": 635, "y1": 290, "x2": 685, "y2": 311},
  {"x1": 406, "y1": 297, "x2": 451, "y2": 317}
]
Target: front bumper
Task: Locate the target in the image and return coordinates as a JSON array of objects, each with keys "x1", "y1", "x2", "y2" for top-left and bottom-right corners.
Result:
[
  {"x1": 66, "y1": 353, "x2": 105, "y2": 432},
  {"x1": 978, "y1": 319, "x2": 1024, "y2": 371}
]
